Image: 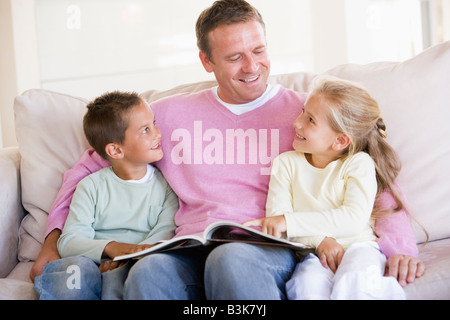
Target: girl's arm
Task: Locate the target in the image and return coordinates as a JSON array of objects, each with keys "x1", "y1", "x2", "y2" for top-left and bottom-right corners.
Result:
[
  {"x1": 283, "y1": 154, "x2": 377, "y2": 243},
  {"x1": 254, "y1": 153, "x2": 376, "y2": 244}
]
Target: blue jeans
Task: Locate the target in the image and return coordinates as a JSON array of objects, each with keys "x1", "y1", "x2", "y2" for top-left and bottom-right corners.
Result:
[
  {"x1": 34, "y1": 256, "x2": 131, "y2": 300},
  {"x1": 35, "y1": 243, "x2": 298, "y2": 300},
  {"x1": 124, "y1": 243, "x2": 299, "y2": 300}
]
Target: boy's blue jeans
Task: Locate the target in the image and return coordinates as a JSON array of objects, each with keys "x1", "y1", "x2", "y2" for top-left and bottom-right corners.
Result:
[
  {"x1": 34, "y1": 243, "x2": 298, "y2": 300},
  {"x1": 34, "y1": 256, "x2": 131, "y2": 300}
]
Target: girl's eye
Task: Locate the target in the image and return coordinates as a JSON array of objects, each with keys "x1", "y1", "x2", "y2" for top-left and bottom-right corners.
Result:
[
  {"x1": 309, "y1": 117, "x2": 315, "y2": 124},
  {"x1": 143, "y1": 127, "x2": 150, "y2": 134}
]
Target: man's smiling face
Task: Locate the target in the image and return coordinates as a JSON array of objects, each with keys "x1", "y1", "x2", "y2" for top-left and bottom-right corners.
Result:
[{"x1": 199, "y1": 19, "x2": 271, "y2": 105}]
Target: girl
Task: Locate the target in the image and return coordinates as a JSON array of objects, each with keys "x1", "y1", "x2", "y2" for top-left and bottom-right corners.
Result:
[{"x1": 244, "y1": 75, "x2": 407, "y2": 299}]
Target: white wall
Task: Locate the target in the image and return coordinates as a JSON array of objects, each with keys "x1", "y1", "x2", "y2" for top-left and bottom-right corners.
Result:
[
  {"x1": 1, "y1": 0, "x2": 449, "y2": 148},
  {"x1": 0, "y1": 0, "x2": 40, "y2": 148},
  {"x1": 0, "y1": 0, "x2": 18, "y2": 148},
  {"x1": 33, "y1": 0, "x2": 314, "y2": 98}
]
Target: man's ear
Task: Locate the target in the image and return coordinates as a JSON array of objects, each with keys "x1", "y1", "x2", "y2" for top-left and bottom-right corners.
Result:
[
  {"x1": 333, "y1": 133, "x2": 351, "y2": 152},
  {"x1": 105, "y1": 143, "x2": 124, "y2": 160},
  {"x1": 199, "y1": 51, "x2": 214, "y2": 73}
]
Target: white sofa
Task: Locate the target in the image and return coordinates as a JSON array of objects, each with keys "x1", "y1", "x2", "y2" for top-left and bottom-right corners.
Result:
[{"x1": 1, "y1": 41, "x2": 450, "y2": 300}]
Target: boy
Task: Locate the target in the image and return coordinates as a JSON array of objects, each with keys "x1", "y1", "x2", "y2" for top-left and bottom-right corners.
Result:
[{"x1": 34, "y1": 91, "x2": 178, "y2": 299}]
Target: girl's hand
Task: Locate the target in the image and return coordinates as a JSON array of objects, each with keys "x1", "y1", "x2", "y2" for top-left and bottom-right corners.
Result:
[
  {"x1": 385, "y1": 254, "x2": 425, "y2": 287},
  {"x1": 243, "y1": 215, "x2": 287, "y2": 238},
  {"x1": 316, "y1": 237, "x2": 345, "y2": 273}
]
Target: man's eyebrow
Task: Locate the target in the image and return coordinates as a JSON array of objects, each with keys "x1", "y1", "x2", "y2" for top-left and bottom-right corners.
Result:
[
  {"x1": 225, "y1": 45, "x2": 266, "y2": 58},
  {"x1": 225, "y1": 52, "x2": 241, "y2": 59}
]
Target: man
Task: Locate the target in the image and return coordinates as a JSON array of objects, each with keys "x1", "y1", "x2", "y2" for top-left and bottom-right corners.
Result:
[{"x1": 32, "y1": 0, "x2": 423, "y2": 299}]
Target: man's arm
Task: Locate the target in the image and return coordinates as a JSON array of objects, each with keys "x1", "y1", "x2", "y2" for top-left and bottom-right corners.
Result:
[
  {"x1": 375, "y1": 187, "x2": 425, "y2": 286},
  {"x1": 30, "y1": 149, "x2": 108, "y2": 282}
]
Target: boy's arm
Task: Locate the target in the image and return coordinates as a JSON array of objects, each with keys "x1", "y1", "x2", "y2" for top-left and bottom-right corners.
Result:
[
  {"x1": 30, "y1": 149, "x2": 108, "y2": 281},
  {"x1": 140, "y1": 183, "x2": 179, "y2": 245},
  {"x1": 45, "y1": 149, "x2": 110, "y2": 236},
  {"x1": 57, "y1": 177, "x2": 111, "y2": 264}
]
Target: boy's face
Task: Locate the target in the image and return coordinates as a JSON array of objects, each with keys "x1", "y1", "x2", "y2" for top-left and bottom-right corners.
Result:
[{"x1": 120, "y1": 101, "x2": 163, "y2": 165}]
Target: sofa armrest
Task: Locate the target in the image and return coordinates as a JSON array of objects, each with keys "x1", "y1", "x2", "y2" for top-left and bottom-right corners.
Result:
[{"x1": 0, "y1": 147, "x2": 25, "y2": 278}]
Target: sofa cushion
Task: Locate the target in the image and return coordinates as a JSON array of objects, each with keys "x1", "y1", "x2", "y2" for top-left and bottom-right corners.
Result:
[
  {"x1": 14, "y1": 42, "x2": 450, "y2": 262},
  {"x1": 14, "y1": 90, "x2": 90, "y2": 261},
  {"x1": 404, "y1": 238, "x2": 450, "y2": 299}
]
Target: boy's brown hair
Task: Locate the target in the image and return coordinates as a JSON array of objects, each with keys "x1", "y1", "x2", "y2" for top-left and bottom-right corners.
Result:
[
  {"x1": 83, "y1": 91, "x2": 142, "y2": 160},
  {"x1": 195, "y1": 0, "x2": 265, "y2": 62}
]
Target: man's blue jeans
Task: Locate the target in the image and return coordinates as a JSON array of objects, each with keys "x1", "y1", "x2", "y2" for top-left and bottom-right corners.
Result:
[
  {"x1": 34, "y1": 243, "x2": 298, "y2": 300},
  {"x1": 125, "y1": 243, "x2": 299, "y2": 300}
]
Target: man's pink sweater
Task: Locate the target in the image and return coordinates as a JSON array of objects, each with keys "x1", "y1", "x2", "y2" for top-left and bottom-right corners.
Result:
[{"x1": 46, "y1": 88, "x2": 418, "y2": 258}]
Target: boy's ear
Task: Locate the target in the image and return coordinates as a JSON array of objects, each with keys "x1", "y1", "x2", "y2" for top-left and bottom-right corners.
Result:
[
  {"x1": 105, "y1": 143, "x2": 124, "y2": 160},
  {"x1": 333, "y1": 133, "x2": 351, "y2": 152}
]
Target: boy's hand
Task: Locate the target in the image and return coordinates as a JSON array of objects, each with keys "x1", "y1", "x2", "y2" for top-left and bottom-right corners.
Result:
[
  {"x1": 243, "y1": 215, "x2": 287, "y2": 238},
  {"x1": 99, "y1": 259, "x2": 126, "y2": 273},
  {"x1": 102, "y1": 241, "x2": 153, "y2": 260},
  {"x1": 316, "y1": 237, "x2": 345, "y2": 273}
]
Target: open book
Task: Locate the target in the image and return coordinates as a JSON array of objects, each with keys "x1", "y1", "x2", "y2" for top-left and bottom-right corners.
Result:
[{"x1": 114, "y1": 221, "x2": 313, "y2": 261}]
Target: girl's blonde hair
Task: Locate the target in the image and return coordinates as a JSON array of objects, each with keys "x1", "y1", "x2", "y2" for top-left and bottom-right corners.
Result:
[{"x1": 308, "y1": 75, "x2": 405, "y2": 223}]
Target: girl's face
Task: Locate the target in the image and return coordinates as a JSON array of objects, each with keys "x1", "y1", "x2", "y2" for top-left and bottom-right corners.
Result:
[{"x1": 293, "y1": 94, "x2": 343, "y2": 167}]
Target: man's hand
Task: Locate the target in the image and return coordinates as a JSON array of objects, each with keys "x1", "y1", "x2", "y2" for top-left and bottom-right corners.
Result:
[
  {"x1": 30, "y1": 229, "x2": 61, "y2": 282},
  {"x1": 385, "y1": 254, "x2": 425, "y2": 287}
]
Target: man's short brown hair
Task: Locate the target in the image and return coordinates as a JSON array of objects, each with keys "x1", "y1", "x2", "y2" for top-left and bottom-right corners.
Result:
[{"x1": 195, "y1": 0, "x2": 265, "y2": 62}]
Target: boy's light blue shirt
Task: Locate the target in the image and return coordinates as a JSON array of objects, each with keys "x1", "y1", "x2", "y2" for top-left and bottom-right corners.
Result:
[{"x1": 57, "y1": 166, "x2": 178, "y2": 264}]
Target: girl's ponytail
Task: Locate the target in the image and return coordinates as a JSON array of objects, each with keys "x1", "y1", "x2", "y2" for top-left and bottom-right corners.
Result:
[
  {"x1": 310, "y1": 76, "x2": 406, "y2": 219},
  {"x1": 365, "y1": 118, "x2": 404, "y2": 218}
]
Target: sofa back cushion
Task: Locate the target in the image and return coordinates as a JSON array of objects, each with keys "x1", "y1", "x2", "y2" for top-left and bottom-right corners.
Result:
[
  {"x1": 14, "y1": 91, "x2": 90, "y2": 261},
  {"x1": 14, "y1": 41, "x2": 450, "y2": 262}
]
